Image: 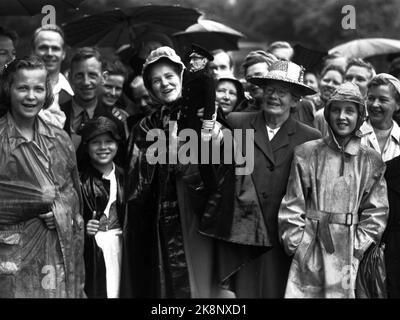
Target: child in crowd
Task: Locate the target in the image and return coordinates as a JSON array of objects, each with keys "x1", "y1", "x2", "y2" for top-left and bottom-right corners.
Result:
[
  {"x1": 278, "y1": 82, "x2": 389, "y2": 298},
  {"x1": 79, "y1": 116, "x2": 126, "y2": 298}
]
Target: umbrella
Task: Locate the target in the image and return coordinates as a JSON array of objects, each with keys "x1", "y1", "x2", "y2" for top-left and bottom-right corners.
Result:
[
  {"x1": 0, "y1": 0, "x2": 84, "y2": 16},
  {"x1": 329, "y1": 38, "x2": 400, "y2": 59},
  {"x1": 173, "y1": 19, "x2": 245, "y2": 52},
  {"x1": 292, "y1": 44, "x2": 327, "y2": 72},
  {"x1": 62, "y1": 5, "x2": 201, "y2": 48}
]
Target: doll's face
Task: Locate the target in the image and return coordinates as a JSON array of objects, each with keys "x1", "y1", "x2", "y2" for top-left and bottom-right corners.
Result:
[
  {"x1": 328, "y1": 101, "x2": 359, "y2": 138},
  {"x1": 189, "y1": 53, "x2": 207, "y2": 72},
  {"x1": 87, "y1": 132, "x2": 118, "y2": 167}
]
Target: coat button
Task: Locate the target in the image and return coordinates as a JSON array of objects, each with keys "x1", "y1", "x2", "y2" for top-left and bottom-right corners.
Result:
[
  {"x1": 262, "y1": 192, "x2": 268, "y2": 199},
  {"x1": 269, "y1": 166, "x2": 275, "y2": 171}
]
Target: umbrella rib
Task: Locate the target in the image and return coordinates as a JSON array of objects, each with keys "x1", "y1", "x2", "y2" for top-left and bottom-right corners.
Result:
[
  {"x1": 61, "y1": 0, "x2": 82, "y2": 9},
  {"x1": 17, "y1": 0, "x2": 34, "y2": 15}
]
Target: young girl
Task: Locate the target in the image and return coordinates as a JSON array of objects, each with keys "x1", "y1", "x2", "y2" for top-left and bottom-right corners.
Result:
[
  {"x1": 79, "y1": 116, "x2": 125, "y2": 298},
  {"x1": 278, "y1": 82, "x2": 389, "y2": 298}
]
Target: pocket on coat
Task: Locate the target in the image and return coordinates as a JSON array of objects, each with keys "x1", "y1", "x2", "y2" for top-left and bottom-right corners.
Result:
[{"x1": 0, "y1": 230, "x2": 22, "y2": 275}]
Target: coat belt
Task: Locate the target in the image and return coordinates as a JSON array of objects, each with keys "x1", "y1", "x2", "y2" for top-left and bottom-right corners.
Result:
[{"x1": 305, "y1": 210, "x2": 359, "y2": 254}]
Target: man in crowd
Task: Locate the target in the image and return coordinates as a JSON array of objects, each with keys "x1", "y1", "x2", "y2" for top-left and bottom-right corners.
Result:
[
  {"x1": 60, "y1": 47, "x2": 126, "y2": 167},
  {"x1": 32, "y1": 24, "x2": 74, "y2": 128},
  {"x1": 344, "y1": 58, "x2": 376, "y2": 97},
  {"x1": 237, "y1": 50, "x2": 277, "y2": 112},
  {"x1": 0, "y1": 26, "x2": 17, "y2": 117},
  {"x1": 207, "y1": 49, "x2": 235, "y2": 80},
  {"x1": 267, "y1": 41, "x2": 294, "y2": 61},
  {"x1": 0, "y1": 26, "x2": 17, "y2": 74}
]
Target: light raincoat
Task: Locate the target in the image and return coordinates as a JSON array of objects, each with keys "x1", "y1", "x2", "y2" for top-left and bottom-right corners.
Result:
[
  {"x1": 278, "y1": 83, "x2": 389, "y2": 298},
  {"x1": 0, "y1": 113, "x2": 85, "y2": 298}
]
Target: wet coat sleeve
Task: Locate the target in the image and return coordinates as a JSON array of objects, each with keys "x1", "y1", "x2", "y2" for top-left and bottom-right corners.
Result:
[
  {"x1": 354, "y1": 153, "x2": 389, "y2": 260},
  {"x1": 278, "y1": 146, "x2": 309, "y2": 256}
]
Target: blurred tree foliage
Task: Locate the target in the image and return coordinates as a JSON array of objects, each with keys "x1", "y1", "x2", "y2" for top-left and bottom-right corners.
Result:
[{"x1": 2, "y1": 0, "x2": 400, "y2": 54}]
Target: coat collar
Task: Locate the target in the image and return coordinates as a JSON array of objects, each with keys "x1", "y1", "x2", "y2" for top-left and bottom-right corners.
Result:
[
  {"x1": 324, "y1": 126, "x2": 361, "y2": 156},
  {"x1": 359, "y1": 118, "x2": 400, "y2": 144},
  {"x1": 250, "y1": 112, "x2": 297, "y2": 164},
  {"x1": 5, "y1": 112, "x2": 56, "y2": 151}
]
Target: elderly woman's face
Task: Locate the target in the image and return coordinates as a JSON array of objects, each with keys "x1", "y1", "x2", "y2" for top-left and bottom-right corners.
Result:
[
  {"x1": 367, "y1": 84, "x2": 400, "y2": 130},
  {"x1": 216, "y1": 80, "x2": 238, "y2": 115},
  {"x1": 150, "y1": 61, "x2": 182, "y2": 103},
  {"x1": 10, "y1": 68, "x2": 47, "y2": 121}
]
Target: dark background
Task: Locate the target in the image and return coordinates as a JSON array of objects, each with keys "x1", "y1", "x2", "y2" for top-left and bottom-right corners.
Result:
[{"x1": 2, "y1": 0, "x2": 400, "y2": 76}]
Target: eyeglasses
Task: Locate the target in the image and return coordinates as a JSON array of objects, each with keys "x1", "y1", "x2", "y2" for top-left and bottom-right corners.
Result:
[{"x1": 263, "y1": 86, "x2": 290, "y2": 98}]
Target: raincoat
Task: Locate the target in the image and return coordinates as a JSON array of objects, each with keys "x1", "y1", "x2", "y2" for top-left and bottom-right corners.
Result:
[
  {"x1": 0, "y1": 113, "x2": 85, "y2": 298},
  {"x1": 278, "y1": 83, "x2": 389, "y2": 298},
  {"x1": 120, "y1": 105, "x2": 270, "y2": 298}
]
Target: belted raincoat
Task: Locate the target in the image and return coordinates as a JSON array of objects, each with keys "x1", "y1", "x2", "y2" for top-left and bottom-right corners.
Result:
[{"x1": 278, "y1": 83, "x2": 389, "y2": 298}]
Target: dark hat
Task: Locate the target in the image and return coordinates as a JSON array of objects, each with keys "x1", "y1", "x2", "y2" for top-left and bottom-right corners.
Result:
[
  {"x1": 248, "y1": 60, "x2": 316, "y2": 96},
  {"x1": 217, "y1": 76, "x2": 246, "y2": 104},
  {"x1": 189, "y1": 43, "x2": 214, "y2": 61},
  {"x1": 78, "y1": 116, "x2": 121, "y2": 144}
]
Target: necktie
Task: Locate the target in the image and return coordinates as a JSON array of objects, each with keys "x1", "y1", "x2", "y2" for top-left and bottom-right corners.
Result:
[{"x1": 79, "y1": 110, "x2": 89, "y2": 130}]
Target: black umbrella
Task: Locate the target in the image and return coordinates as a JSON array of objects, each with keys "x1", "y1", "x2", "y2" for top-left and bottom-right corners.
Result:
[
  {"x1": 173, "y1": 19, "x2": 245, "y2": 52},
  {"x1": 0, "y1": 0, "x2": 84, "y2": 16},
  {"x1": 62, "y1": 5, "x2": 201, "y2": 48}
]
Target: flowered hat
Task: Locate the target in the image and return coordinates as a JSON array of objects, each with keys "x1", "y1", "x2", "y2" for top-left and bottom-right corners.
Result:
[{"x1": 248, "y1": 60, "x2": 316, "y2": 96}]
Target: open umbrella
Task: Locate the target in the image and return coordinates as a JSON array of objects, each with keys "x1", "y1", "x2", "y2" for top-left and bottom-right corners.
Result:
[
  {"x1": 0, "y1": 0, "x2": 84, "y2": 16},
  {"x1": 173, "y1": 19, "x2": 245, "y2": 52},
  {"x1": 329, "y1": 38, "x2": 400, "y2": 59},
  {"x1": 62, "y1": 5, "x2": 201, "y2": 48}
]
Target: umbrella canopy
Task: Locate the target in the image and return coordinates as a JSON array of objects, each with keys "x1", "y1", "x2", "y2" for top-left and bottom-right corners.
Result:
[
  {"x1": 62, "y1": 5, "x2": 201, "y2": 48},
  {"x1": 329, "y1": 38, "x2": 400, "y2": 59},
  {"x1": 0, "y1": 0, "x2": 84, "y2": 16},
  {"x1": 173, "y1": 19, "x2": 245, "y2": 51}
]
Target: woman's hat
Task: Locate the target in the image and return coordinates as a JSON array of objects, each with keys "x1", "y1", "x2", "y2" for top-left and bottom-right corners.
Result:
[
  {"x1": 324, "y1": 82, "x2": 366, "y2": 132},
  {"x1": 142, "y1": 46, "x2": 185, "y2": 99},
  {"x1": 217, "y1": 76, "x2": 245, "y2": 104},
  {"x1": 248, "y1": 60, "x2": 316, "y2": 96},
  {"x1": 78, "y1": 116, "x2": 121, "y2": 144}
]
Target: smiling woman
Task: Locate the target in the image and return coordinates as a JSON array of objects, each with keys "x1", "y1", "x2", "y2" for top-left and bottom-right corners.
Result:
[{"x1": 0, "y1": 55, "x2": 85, "y2": 298}]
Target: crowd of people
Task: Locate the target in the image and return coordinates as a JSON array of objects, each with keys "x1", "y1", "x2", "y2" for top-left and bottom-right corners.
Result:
[{"x1": 0, "y1": 21, "x2": 400, "y2": 299}]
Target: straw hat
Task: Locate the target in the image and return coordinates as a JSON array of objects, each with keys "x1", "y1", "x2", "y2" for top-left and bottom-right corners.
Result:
[{"x1": 248, "y1": 60, "x2": 316, "y2": 96}]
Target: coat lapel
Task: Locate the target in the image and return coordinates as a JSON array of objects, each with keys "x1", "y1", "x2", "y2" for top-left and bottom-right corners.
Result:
[
  {"x1": 251, "y1": 112, "x2": 275, "y2": 165},
  {"x1": 270, "y1": 116, "x2": 296, "y2": 165}
]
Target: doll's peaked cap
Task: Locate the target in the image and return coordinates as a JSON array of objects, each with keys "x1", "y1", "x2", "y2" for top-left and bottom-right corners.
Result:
[
  {"x1": 190, "y1": 43, "x2": 214, "y2": 61},
  {"x1": 248, "y1": 60, "x2": 316, "y2": 96},
  {"x1": 78, "y1": 116, "x2": 121, "y2": 144}
]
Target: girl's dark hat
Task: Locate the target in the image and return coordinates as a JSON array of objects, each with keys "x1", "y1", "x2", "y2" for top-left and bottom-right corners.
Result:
[
  {"x1": 190, "y1": 43, "x2": 214, "y2": 61},
  {"x1": 78, "y1": 116, "x2": 121, "y2": 143}
]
